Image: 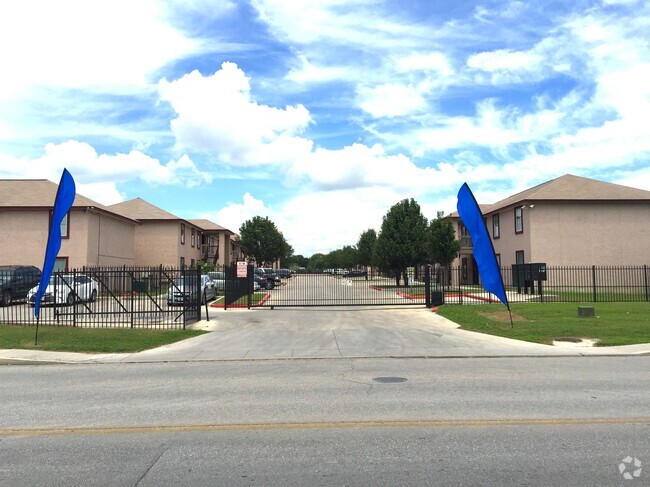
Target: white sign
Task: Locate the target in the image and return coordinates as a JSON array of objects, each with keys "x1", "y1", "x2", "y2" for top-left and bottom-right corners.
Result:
[{"x1": 236, "y1": 261, "x2": 248, "y2": 278}]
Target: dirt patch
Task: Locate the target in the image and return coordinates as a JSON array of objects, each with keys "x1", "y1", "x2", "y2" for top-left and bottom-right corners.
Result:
[{"x1": 477, "y1": 310, "x2": 531, "y2": 323}]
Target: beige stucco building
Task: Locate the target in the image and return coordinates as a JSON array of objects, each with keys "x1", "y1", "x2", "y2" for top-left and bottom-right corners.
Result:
[
  {"x1": 0, "y1": 179, "x2": 138, "y2": 270},
  {"x1": 1, "y1": 180, "x2": 240, "y2": 271},
  {"x1": 188, "y1": 219, "x2": 241, "y2": 269},
  {"x1": 452, "y1": 174, "x2": 650, "y2": 283},
  {"x1": 109, "y1": 198, "x2": 206, "y2": 268}
]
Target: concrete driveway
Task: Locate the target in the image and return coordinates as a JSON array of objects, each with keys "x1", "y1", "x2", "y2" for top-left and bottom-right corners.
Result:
[
  {"x1": 96, "y1": 305, "x2": 648, "y2": 363},
  {"x1": 2, "y1": 305, "x2": 648, "y2": 364}
]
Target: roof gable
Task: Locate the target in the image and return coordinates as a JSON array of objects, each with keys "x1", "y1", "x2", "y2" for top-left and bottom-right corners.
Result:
[
  {"x1": 109, "y1": 198, "x2": 181, "y2": 220},
  {"x1": 0, "y1": 179, "x2": 138, "y2": 223},
  {"x1": 488, "y1": 174, "x2": 650, "y2": 213},
  {"x1": 188, "y1": 219, "x2": 234, "y2": 234}
]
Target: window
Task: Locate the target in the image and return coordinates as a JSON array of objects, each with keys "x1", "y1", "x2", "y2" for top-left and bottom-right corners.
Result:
[
  {"x1": 180, "y1": 224, "x2": 185, "y2": 245},
  {"x1": 191, "y1": 228, "x2": 195, "y2": 248},
  {"x1": 514, "y1": 207, "x2": 523, "y2": 234},
  {"x1": 515, "y1": 250, "x2": 525, "y2": 264},
  {"x1": 61, "y1": 212, "x2": 70, "y2": 238},
  {"x1": 495, "y1": 253, "x2": 501, "y2": 266},
  {"x1": 191, "y1": 259, "x2": 195, "y2": 267},
  {"x1": 492, "y1": 214, "x2": 500, "y2": 239},
  {"x1": 51, "y1": 211, "x2": 70, "y2": 238},
  {"x1": 180, "y1": 257, "x2": 185, "y2": 269},
  {"x1": 54, "y1": 257, "x2": 68, "y2": 272}
]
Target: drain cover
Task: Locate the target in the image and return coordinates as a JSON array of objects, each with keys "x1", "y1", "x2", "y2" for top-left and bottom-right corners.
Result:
[{"x1": 372, "y1": 377, "x2": 408, "y2": 383}]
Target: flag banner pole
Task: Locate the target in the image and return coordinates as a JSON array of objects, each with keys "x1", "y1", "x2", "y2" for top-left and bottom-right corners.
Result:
[
  {"x1": 33, "y1": 169, "x2": 76, "y2": 343},
  {"x1": 456, "y1": 182, "x2": 510, "y2": 312}
]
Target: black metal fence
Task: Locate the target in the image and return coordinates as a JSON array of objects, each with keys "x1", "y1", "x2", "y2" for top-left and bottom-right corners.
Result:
[
  {"x1": 435, "y1": 264, "x2": 650, "y2": 304},
  {"x1": 232, "y1": 264, "x2": 650, "y2": 308},
  {"x1": 0, "y1": 266, "x2": 202, "y2": 328}
]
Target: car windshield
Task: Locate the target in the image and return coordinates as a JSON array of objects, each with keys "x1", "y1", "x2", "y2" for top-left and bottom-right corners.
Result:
[{"x1": 49, "y1": 275, "x2": 73, "y2": 286}]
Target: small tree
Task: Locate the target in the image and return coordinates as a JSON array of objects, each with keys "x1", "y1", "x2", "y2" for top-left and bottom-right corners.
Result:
[
  {"x1": 428, "y1": 216, "x2": 460, "y2": 287},
  {"x1": 373, "y1": 199, "x2": 429, "y2": 286},
  {"x1": 357, "y1": 229, "x2": 377, "y2": 270},
  {"x1": 238, "y1": 216, "x2": 291, "y2": 267}
]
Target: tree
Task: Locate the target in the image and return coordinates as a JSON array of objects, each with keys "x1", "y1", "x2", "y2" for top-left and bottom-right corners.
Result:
[
  {"x1": 428, "y1": 216, "x2": 460, "y2": 286},
  {"x1": 238, "y1": 216, "x2": 291, "y2": 267},
  {"x1": 357, "y1": 229, "x2": 377, "y2": 268},
  {"x1": 373, "y1": 198, "x2": 429, "y2": 286}
]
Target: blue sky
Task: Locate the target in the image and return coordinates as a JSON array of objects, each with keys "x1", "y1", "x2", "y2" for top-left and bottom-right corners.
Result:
[{"x1": 1, "y1": 0, "x2": 649, "y2": 256}]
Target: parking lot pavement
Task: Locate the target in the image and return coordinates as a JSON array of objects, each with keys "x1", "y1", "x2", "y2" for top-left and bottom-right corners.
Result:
[{"x1": 1, "y1": 306, "x2": 648, "y2": 364}]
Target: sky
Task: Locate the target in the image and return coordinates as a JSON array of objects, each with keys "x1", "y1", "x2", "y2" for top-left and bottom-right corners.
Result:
[{"x1": 1, "y1": 0, "x2": 649, "y2": 257}]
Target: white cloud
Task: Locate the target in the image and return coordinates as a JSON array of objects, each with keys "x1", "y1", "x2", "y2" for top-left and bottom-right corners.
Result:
[
  {"x1": 0, "y1": 0, "x2": 200, "y2": 98},
  {"x1": 210, "y1": 193, "x2": 271, "y2": 235},
  {"x1": 397, "y1": 52, "x2": 453, "y2": 76},
  {"x1": 159, "y1": 63, "x2": 312, "y2": 164},
  {"x1": 357, "y1": 84, "x2": 427, "y2": 117},
  {"x1": 0, "y1": 140, "x2": 212, "y2": 204},
  {"x1": 286, "y1": 54, "x2": 353, "y2": 84}
]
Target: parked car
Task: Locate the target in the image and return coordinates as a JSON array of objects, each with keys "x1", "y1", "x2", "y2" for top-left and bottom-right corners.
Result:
[
  {"x1": 253, "y1": 268, "x2": 275, "y2": 290},
  {"x1": 207, "y1": 271, "x2": 226, "y2": 293},
  {"x1": 27, "y1": 274, "x2": 98, "y2": 306},
  {"x1": 167, "y1": 274, "x2": 216, "y2": 306},
  {"x1": 274, "y1": 268, "x2": 293, "y2": 279},
  {"x1": 260, "y1": 268, "x2": 282, "y2": 286},
  {"x1": 0, "y1": 265, "x2": 42, "y2": 306},
  {"x1": 344, "y1": 269, "x2": 368, "y2": 278}
]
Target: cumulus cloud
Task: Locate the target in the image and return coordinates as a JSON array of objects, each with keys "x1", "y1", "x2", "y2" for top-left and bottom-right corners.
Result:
[
  {"x1": 357, "y1": 84, "x2": 427, "y2": 117},
  {"x1": 0, "y1": 0, "x2": 200, "y2": 98},
  {"x1": 0, "y1": 140, "x2": 212, "y2": 203},
  {"x1": 159, "y1": 63, "x2": 312, "y2": 164}
]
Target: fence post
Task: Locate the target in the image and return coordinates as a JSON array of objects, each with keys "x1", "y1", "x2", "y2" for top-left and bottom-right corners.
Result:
[
  {"x1": 592, "y1": 265, "x2": 597, "y2": 303},
  {"x1": 424, "y1": 265, "x2": 431, "y2": 308},
  {"x1": 458, "y1": 266, "x2": 463, "y2": 305},
  {"x1": 130, "y1": 270, "x2": 134, "y2": 329},
  {"x1": 643, "y1": 264, "x2": 650, "y2": 301}
]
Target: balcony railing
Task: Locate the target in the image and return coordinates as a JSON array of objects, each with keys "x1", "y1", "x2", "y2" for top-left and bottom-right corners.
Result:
[{"x1": 460, "y1": 236, "x2": 473, "y2": 248}]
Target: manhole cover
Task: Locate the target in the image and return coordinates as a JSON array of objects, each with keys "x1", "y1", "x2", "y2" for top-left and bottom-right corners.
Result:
[{"x1": 372, "y1": 377, "x2": 408, "y2": 383}]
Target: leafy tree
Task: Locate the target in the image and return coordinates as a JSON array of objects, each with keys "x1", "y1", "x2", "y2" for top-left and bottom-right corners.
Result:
[
  {"x1": 357, "y1": 229, "x2": 377, "y2": 268},
  {"x1": 373, "y1": 198, "x2": 429, "y2": 286},
  {"x1": 238, "y1": 216, "x2": 291, "y2": 267},
  {"x1": 308, "y1": 253, "x2": 327, "y2": 271},
  {"x1": 428, "y1": 216, "x2": 460, "y2": 286}
]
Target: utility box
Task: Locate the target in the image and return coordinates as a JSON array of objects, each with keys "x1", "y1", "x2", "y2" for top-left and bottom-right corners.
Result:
[
  {"x1": 578, "y1": 306, "x2": 595, "y2": 318},
  {"x1": 431, "y1": 291, "x2": 444, "y2": 306},
  {"x1": 512, "y1": 263, "x2": 547, "y2": 296}
]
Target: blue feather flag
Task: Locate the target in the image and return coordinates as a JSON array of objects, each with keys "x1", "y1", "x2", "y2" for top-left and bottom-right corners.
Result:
[
  {"x1": 456, "y1": 183, "x2": 509, "y2": 309},
  {"x1": 34, "y1": 169, "x2": 76, "y2": 318}
]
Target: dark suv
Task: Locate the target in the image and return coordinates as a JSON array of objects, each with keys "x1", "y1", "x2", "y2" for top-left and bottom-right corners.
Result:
[{"x1": 0, "y1": 265, "x2": 42, "y2": 306}]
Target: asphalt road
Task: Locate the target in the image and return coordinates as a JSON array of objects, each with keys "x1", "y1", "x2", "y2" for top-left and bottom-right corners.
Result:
[{"x1": 1, "y1": 356, "x2": 648, "y2": 486}]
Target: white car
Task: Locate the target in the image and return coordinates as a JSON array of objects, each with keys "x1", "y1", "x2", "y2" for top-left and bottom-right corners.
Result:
[
  {"x1": 27, "y1": 274, "x2": 99, "y2": 306},
  {"x1": 167, "y1": 274, "x2": 216, "y2": 306}
]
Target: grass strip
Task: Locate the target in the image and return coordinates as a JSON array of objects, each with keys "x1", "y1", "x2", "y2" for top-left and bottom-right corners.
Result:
[
  {"x1": 436, "y1": 302, "x2": 650, "y2": 346},
  {"x1": 0, "y1": 325, "x2": 207, "y2": 353}
]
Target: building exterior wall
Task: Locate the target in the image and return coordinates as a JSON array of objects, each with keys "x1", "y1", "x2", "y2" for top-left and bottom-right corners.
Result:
[
  {"x1": 490, "y1": 206, "x2": 532, "y2": 267},
  {"x1": 0, "y1": 210, "x2": 49, "y2": 267},
  {"x1": 527, "y1": 202, "x2": 650, "y2": 265},
  {"x1": 84, "y1": 211, "x2": 136, "y2": 267},
  {"x1": 133, "y1": 221, "x2": 203, "y2": 267},
  {"x1": 0, "y1": 209, "x2": 136, "y2": 269}
]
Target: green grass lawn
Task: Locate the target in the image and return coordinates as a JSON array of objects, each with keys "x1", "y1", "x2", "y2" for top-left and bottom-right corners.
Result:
[
  {"x1": 0, "y1": 325, "x2": 207, "y2": 353},
  {"x1": 436, "y1": 302, "x2": 650, "y2": 346}
]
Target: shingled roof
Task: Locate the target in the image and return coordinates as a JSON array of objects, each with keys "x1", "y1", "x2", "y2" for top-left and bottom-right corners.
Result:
[
  {"x1": 487, "y1": 174, "x2": 650, "y2": 213},
  {"x1": 109, "y1": 198, "x2": 181, "y2": 221},
  {"x1": 0, "y1": 179, "x2": 138, "y2": 223},
  {"x1": 188, "y1": 219, "x2": 235, "y2": 234},
  {"x1": 450, "y1": 174, "x2": 650, "y2": 218}
]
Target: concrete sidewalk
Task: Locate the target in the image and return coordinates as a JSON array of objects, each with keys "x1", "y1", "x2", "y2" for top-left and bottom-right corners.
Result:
[{"x1": 1, "y1": 307, "x2": 648, "y2": 364}]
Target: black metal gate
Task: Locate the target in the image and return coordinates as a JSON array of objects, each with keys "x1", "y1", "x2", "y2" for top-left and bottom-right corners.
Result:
[{"x1": 229, "y1": 265, "x2": 439, "y2": 308}]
